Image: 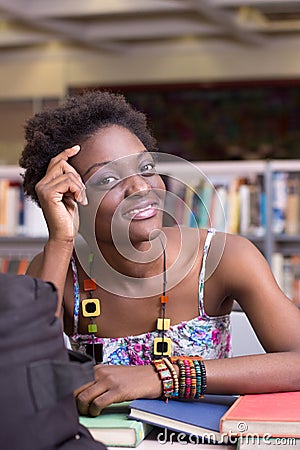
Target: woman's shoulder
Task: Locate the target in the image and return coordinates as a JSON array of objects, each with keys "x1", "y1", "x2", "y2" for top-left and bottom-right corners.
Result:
[
  {"x1": 207, "y1": 230, "x2": 268, "y2": 285},
  {"x1": 215, "y1": 231, "x2": 262, "y2": 258}
]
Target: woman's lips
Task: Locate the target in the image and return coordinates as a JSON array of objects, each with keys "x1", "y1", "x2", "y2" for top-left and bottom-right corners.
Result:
[{"x1": 124, "y1": 202, "x2": 159, "y2": 220}]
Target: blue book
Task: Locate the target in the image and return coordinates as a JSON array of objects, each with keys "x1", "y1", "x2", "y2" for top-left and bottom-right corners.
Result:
[{"x1": 129, "y1": 395, "x2": 238, "y2": 444}]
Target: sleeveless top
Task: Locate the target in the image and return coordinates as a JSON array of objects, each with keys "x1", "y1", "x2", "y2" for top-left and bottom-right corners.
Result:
[{"x1": 70, "y1": 228, "x2": 231, "y2": 365}]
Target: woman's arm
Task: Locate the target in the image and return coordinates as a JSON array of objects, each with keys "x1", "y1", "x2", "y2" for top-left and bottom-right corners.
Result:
[
  {"x1": 204, "y1": 233, "x2": 300, "y2": 394},
  {"x1": 26, "y1": 243, "x2": 73, "y2": 318},
  {"x1": 26, "y1": 145, "x2": 87, "y2": 316}
]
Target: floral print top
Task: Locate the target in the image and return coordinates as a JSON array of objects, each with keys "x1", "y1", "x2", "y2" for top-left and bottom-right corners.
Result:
[{"x1": 70, "y1": 228, "x2": 231, "y2": 365}]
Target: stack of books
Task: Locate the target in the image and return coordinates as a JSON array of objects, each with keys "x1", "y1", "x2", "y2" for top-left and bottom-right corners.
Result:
[
  {"x1": 79, "y1": 402, "x2": 153, "y2": 448},
  {"x1": 129, "y1": 391, "x2": 300, "y2": 449},
  {"x1": 80, "y1": 392, "x2": 300, "y2": 448},
  {"x1": 220, "y1": 391, "x2": 300, "y2": 449}
]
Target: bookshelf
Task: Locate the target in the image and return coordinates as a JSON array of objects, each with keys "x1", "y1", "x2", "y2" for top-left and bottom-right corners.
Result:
[
  {"x1": 0, "y1": 166, "x2": 47, "y2": 272},
  {"x1": 157, "y1": 159, "x2": 300, "y2": 261},
  {"x1": 2, "y1": 160, "x2": 300, "y2": 301}
]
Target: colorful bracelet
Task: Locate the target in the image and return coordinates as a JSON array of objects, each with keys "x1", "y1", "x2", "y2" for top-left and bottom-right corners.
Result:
[
  {"x1": 193, "y1": 359, "x2": 203, "y2": 399},
  {"x1": 198, "y1": 359, "x2": 207, "y2": 397},
  {"x1": 177, "y1": 358, "x2": 186, "y2": 398},
  {"x1": 163, "y1": 357, "x2": 179, "y2": 398},
  {"x1": 189, "y1": 358, "x2": 197, "y2": 399},
  {"x1": 151, "y1": 359, "x2": 174, "y2": 400},
  {"x1": 169, "y1": 356, "x2": 207, "y2": 399},
  {"x1": 183, "y1": 358, "x2": 192, "y2": 399}
]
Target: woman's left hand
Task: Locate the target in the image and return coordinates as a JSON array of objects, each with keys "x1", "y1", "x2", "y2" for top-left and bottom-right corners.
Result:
[{"x1": 74, "y1": 364, "x2": 162, "y2": 416}]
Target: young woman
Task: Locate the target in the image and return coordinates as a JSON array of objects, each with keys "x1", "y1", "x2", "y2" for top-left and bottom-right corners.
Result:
[{"x1": 19, "y1": 91, "x2": 300, "y2": 417}]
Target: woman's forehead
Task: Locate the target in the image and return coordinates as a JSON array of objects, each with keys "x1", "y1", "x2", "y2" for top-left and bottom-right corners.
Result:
[{"x1": 71, "y1": 125, "x2": 147, "y2": 174}]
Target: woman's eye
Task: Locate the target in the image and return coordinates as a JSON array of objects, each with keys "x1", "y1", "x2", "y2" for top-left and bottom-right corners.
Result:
[
  {"x1": 140, "y1": 162, "x2": 157, "y2": 175},
  {"x1": 100, "y1": 176, "x2": 118, "y2": 185},
  {"x1": 89, "y1": 174, "x2": 119, "y2": 189}
]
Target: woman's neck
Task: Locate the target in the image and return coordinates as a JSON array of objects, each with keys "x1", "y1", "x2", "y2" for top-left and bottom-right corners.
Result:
[{"x1": 97, "y1": 236, "x2": 165, "y2": 279}]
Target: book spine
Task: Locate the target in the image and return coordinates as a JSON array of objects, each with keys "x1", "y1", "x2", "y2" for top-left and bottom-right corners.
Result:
[
  {"x1": 272, "y1": 172, "x2": 287, "y2": 235},
  {"x1": 211, "y1": 184, "x2": 227, "y2": 232},
  {"x1": 239, "y1": 183, "x2": 250, "y2": 235},
  {"x1": 271, "y1": 253, "x2": 300, "y2": 305},
  {"x1": 285, "y1": 176, "x2": 299, "y2": 235},
  {"x1": 226, "y1": 178, "x2": 240, "y2": 234},
  {"x1": 197, "y1": 182, "x2": 213, "y2": 229},
  {"x1": 0, "y1": 255, "x2": 30, "y2": 275}
]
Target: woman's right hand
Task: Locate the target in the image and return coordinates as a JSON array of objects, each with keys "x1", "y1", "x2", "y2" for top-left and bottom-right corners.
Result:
[{"x1": 35, "y1": 145, "x2": 88, "y2": 242}]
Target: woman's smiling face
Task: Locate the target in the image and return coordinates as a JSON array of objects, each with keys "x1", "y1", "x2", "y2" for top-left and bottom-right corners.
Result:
[{"x1": 71, "y1": 125, "x2": 166, "y2": 247}]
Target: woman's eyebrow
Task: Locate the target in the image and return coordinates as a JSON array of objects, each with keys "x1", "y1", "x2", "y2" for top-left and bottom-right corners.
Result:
[
  {"x1": 82, "y1": 150, "x2": 148, "y2": 178},
  {"x1": 82, "y1": 161, "x2": 111, "y2": 178},
  {"x1": 82, "y1": 151, "x2": 149, "y2": 178}
]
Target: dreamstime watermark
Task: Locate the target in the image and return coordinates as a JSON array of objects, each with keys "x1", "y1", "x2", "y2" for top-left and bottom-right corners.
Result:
[{"x1": 156, "y1": 427, "x2": 298, "y2": 446}]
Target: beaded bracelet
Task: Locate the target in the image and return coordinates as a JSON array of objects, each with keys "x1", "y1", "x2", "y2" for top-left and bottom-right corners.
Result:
[
  {"x1": 189, "y1": 358, "x2": 197, "y2": 399},
  {"x1": 163, "y1": 357, "x2": 179, "y2": 398},
  {"x1": 169, "y1": 356, "x2": 207, "y2": 399},
  {"x1": 176, "y1": 358, "x2": 186, "y2": 398},
  {"x1": 151, "y1": 359, "x2": 174, "y2": 400},
  {"x1": 183, "y1": 358, "x2": 192, "y2": 399},
  {"x1": 198, "y1": 359, "x2": 207, "y2": 397},
  {"x1": 193, "y1": 359, "x2": 202, "y2": 399}
]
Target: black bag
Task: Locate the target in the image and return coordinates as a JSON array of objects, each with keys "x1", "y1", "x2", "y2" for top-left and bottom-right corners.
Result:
[{"x1": 0, "y1": 273, "x2": 106, "y2": 450}]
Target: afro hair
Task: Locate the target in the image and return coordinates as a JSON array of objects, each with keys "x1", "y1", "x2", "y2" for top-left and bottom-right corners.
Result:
[{"x1": 19, "y1": 90, "x2": 158, "y2": 204}]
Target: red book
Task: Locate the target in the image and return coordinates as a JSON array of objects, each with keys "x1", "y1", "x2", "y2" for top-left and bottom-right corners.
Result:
[{"x1": 220, "y1": 391, "x2": 300, "y2": 438}]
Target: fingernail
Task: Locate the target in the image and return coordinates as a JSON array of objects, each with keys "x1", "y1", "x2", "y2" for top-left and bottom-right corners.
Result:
[
  {"x1": 71, "y1": 144, "x2": 81, "y2": 151},
  {"x1": 78, "y1": 190, "x2": 88, "y2": 205}
]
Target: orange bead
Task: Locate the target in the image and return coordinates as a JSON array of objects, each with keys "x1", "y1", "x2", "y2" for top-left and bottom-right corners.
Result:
[
  {"x1": 84, "y1": 278, "x2": 97, "y2": 291},
  {"x1": 160, "y1": 295, "x2": 169, "y2": 304}
]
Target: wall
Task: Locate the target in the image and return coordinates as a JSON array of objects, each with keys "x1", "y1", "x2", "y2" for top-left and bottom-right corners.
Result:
[
  {"x1": 0, "y1": 38, "x2": 300, "y2": 99},
  {"x1": 1, "y1": 38, "x2": 300, "y2": 164}
]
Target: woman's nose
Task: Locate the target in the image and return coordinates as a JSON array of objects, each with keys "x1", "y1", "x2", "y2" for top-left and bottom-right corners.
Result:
[{"x1": 123, "y1": 174, "x2": 151, "y2": 197}]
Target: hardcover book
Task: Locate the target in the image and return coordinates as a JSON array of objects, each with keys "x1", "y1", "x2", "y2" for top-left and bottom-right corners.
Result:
[
  {"x1": 220, "y1": 391, "x2": 300, "y2": 438},
  {"x1": 129, "y1": 395, "x2": 238, "y2": 443},
  {"x1": 79, "y1": 402, "x2": 153, "y2": 448}
]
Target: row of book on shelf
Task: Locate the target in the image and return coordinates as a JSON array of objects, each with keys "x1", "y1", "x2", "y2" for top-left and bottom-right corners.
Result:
[
  {"x1": 79, "y1": 391, "x2": 300, "y2": 449},
  {"x1": 0, "y1": 178, "x2": 48, "y2": 237},
  {"x1": 1, "y1": 171, "x2": 300, "y2": 238},
  {"x1": 272, "y1": 253, "x2": 300, "y2": 306},
  {"x1": 0, "y1": 256, "x2": 29, "y2": 275},
  {"x1": 163, "y1": 171, "x2": 300, "y2": 236}
]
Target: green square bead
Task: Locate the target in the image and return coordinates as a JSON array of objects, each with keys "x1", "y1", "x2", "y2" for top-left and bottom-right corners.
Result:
[{"x1": 88, "y1": 323, "x2": 98, "y2": 333}]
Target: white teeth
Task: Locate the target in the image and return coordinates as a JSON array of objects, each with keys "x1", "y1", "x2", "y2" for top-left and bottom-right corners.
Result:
[{"x1": 127, "y1": 204, "x2": 154, "y2": 215}]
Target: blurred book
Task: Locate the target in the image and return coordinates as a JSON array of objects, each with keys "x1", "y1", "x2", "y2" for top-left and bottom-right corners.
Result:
[
  {"x1": 129, "y1": 395, "x2": 237, "y2": 443},
  {"x1": 79, "y1": 402, "x2": 153, "y2": 448},
  {"x1": 220, "y1": 391, "x2": 300, "y2": 438}
]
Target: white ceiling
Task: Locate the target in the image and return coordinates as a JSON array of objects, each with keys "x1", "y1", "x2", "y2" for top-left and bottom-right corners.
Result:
[{"x1": 1, "y1": 0, "x2": 300, "y2": 57}]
